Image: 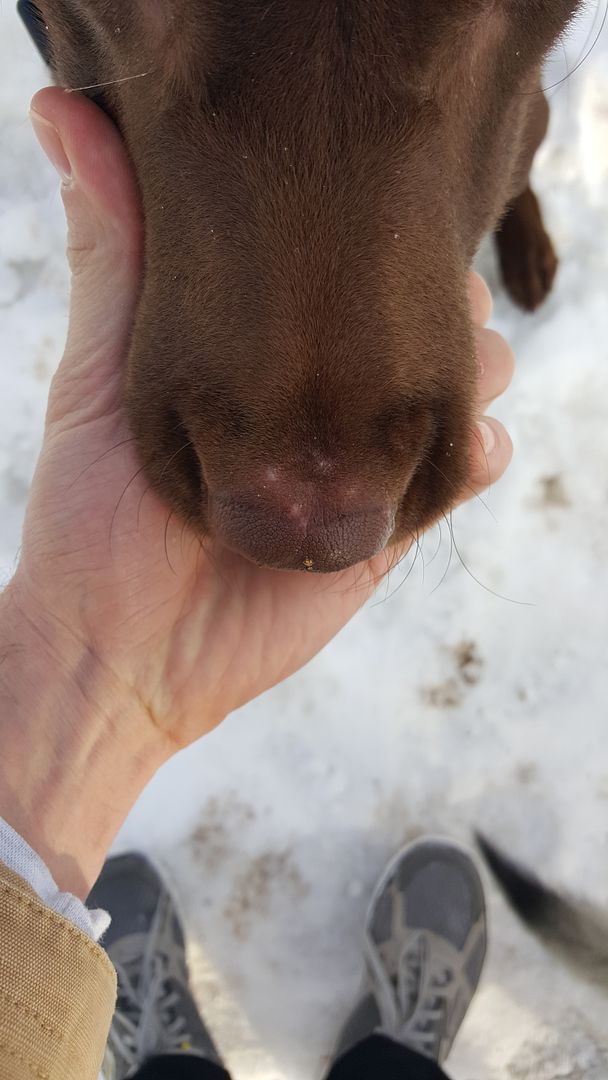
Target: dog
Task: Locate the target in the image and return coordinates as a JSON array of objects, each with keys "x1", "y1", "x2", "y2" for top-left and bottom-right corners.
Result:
[
  {"x1": 20, "y1": 1, "x2": 582, "y2": 572},
  {"x1": 478, "y1": 834, "x2": 608, "y2": 993}
]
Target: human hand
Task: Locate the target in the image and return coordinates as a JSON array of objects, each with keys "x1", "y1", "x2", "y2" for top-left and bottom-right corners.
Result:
[
  {"x1": 0, "y1": 87, "x2": 513, "y2": 894},
  {"x1": 12, "y1": 87, "x2": 513, "y2": 743}
]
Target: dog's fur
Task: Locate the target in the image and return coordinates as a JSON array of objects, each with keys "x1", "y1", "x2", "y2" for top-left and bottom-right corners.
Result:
[
  {"x1": 478, "y1": 834, "x2": 608, "y2": 993},
  {"x1": 34, "y1": 1, "x2": 582, "y2": 570}
]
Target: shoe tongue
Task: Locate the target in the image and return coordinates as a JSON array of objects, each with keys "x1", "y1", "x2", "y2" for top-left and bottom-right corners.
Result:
[
  {"x1": 112, "y1": 932, "x2": 152, "y2": 971},
  {"x1": 405, "y1": 865, "x2": 473, "y2": 949}
]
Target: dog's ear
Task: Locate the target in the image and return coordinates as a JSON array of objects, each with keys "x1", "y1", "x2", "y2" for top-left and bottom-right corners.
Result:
[
  {"x1": 501, "y1": 0, "x2": 585, "y2": 67},
  {"x1": 393, "y1": 0, "x2": 582, "y2": 99},
  {"x1": 17, "y1": 0, "x2": 52, "y2": 65},
  {"x1": 508, "y1": 0, "x2": 584, "y2": 35},
  {"x1": 33, "y1": 0, "x2": 111, "y2": 112}
]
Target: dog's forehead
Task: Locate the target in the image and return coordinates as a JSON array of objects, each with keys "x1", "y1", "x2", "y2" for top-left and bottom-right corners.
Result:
[
  {"x1": 110, "y1": 0, "x2": 573, "y2": 104},
  {"x1": 71, "y1": 1, "x2": 500, "y2": 64},
  {"x1": 107, "y1": 0, "x2": 503, "y2": 113},
  {"x1": 35, "y1": 0, "x2": 582, "y2": 110},
  {"x1": 38, "y1": 0, "x2": 583, "y2": 53},
  {"x1": 129, "y1": 0, "x2": 492, "y2": 53}
]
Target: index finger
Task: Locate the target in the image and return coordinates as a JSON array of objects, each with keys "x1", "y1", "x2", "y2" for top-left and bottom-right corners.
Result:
[{"x1": 468, "y1": 271, "x2": 493, "y2": 327}]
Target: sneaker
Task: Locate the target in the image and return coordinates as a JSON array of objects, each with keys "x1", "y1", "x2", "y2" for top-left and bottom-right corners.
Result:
[
  {"x1": 88, "y1": 853, "x2": 222, "y2": 1080},
  {"x1": 337, "y1": 838, "x2": 487, "y2": 1066}
]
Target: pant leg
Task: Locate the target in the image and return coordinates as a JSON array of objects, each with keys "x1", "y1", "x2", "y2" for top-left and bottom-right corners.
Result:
[
  {"x1": 130, "y1": 1055, "x2": 231, "y2": 1080},
  {"x1": 326, "y1": 1034, "x2": 451, "y2": 1080}
]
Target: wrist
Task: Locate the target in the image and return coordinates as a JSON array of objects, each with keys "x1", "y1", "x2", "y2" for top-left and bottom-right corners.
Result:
[{"x1": 0, "y1": 578, "x2": 168, "y2": 898}]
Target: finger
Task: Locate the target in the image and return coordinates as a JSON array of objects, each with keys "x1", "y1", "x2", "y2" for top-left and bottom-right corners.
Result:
[
  {"x1": 468, "y1": 271, "x2": 493, "y2": 327},
  {"x1": 29, "y1": 87, "x2": 143, "y2": 419},
  {"x1": 475, "y1": 327, "x2": 515, "y2": 411},
  {"x1": 368, "y1": 416, "x2": 512, "y2": 585},
  {"x1": 462, "y1": 419, "x2": 513, "y2": 502}
]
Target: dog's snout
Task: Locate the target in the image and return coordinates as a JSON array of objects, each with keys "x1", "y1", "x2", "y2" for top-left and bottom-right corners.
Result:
[{"x1": 209, "y1": 474, "x2": 396, "y2": 571}]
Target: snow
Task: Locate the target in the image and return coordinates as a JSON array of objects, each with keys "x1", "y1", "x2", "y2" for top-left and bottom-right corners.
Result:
[{"x1": 2, "y1": 6, "x2": 608, "y2": 1079}]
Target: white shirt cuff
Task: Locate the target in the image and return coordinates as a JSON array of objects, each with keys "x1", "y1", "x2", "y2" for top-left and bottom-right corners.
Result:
[{"x1": 0, "y1": 816, "x2": 110, "y2": 942}]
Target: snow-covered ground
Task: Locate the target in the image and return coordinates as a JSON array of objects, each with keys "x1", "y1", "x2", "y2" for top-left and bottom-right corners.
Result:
[{"x1": 2, "y1": 6, "x2": 608, "y2": 1078}]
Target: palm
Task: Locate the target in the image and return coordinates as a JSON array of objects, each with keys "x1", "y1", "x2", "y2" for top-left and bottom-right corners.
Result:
[
  {"x1": 20, "y1": 389, "x2": 386, "y2": 746},
  {"x1": 17, "y1": 88, "x2": 511, "y2": 753},
  {"x1": 19, "y1": 284, "x2": 505, "y2": 750}
]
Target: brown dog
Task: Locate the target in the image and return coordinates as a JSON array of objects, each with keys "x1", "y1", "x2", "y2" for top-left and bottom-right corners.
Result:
[{"x1": 31, "y1": 1, "x2": 580, "y2": 571}]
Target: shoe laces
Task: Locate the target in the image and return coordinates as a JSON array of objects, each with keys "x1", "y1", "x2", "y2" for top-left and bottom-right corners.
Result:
[
  {"x1": 371, "y1": 928, "x2": 466, "y2": 1062},
  {"x1": 110, "y1": 918, "x2": 194, "y2": 1069},
  {"x1": 392, "y1": 933, "x2": 461, "y2": 1060}
]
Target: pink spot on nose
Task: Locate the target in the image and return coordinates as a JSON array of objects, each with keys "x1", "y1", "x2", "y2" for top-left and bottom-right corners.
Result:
[
  {"x1": 262, "y1": 466, "x2": 282, "y2": 485},
  {"x1": 209, "y1": 464, "x2": 397, "y2": 571},
  {"x1": 287, "y1": 502, "x2": 310, "y2": 527},
  {"x1": 311, "y1": 455, "x2": 334, "y2": 476}
]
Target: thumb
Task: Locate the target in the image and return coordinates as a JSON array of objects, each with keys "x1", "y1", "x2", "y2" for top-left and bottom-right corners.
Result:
[{"x1": 29, "y1": 87, "x2": 144, "y2": 422}]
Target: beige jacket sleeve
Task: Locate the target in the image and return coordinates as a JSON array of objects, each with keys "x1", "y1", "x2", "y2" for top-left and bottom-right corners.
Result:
[{"x1": 0, "y1": 860, "x2": 116, "y2": 1080}]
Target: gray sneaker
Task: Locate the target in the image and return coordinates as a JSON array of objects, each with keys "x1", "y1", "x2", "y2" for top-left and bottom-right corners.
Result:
[
  {"x1": 338, "y1": 839, "x2": 487, "y2": 1066},
  {"x1": 88, "y1": 853, "x2": 222, "y2": 1080}
]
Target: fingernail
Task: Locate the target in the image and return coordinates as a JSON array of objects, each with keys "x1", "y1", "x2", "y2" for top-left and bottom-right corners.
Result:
[
  {"x1": 477, "y1": 421, "x2": 496, "y2": 456},
  {"x1": 30, "y1": 109, "x2": 72, "y2": 184}
]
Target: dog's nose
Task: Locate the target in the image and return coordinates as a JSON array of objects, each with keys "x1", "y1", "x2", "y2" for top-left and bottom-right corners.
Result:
[{"x1": 209, "y1": 480, "x2": 396, "y2": 571}]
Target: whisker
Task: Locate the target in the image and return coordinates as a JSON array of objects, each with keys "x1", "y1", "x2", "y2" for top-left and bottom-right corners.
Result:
[
  {"x1": 368, "y1": 543, "x2": 407, "y2": 591},
  {"x1": 133, "y1": 440, "x2": 196, "y2": 532},
  {"x1": 374, "y1": 534, "x2": 422, "y2": 603},
  {"x1": 179, "y1": 519, "x2": 190, "y2": 561},
  {"x1": 109, "y1": 463, "x2": 149, "y2": 553},
  {"x1": 369, "y1": 533, "x2": 416, "y2": 605},
  {"x1": 158, "y1": 441, "x2": 195, "y2": 484},
  {"x1": 69, "y1": 421, "x2": 186, "y2": 493},
  {"x1": 163, "y1": 511, "x2": 177, "y2": 575},
  {"x1": 416, "y1": 528, "x2": 425, "y2": 586},
  {"x1": 68, "y1": 437, "x2": 138, "y2": 490},
  {"x1": 328, "y1": 561, "x2": 376, "y2": 599},
  {"x1": 425, "y1": 521, "x2": 443, "y2": 570},
  {"x1": 194, "y1": 535, "x2": 205, "y2": 580},
  {"x1": 198, "y1": 535, "x2": 240, "y2": 596},
  {"x1": 65, "y1": 70, "x2": 153, "y2": 94},
  {"x1": 447, "y1": 511, "x2": 534, "y2": 607},
  {"x1": 539, "y1": 0, "x2": 607, "y2": 94},
  {"x1": 380, "y1": 546, "x2": 402, "y2": 585},
  {"x1": 383, "y1": 546, "x2": 394, "y2": 602},
  {"x1": 431, "y1": 513, "x2": 455, "y2": 594},
  {"x1": 382, "y1": 544, "x2": 404, "y2": 602},
  {"x1": 426, "y1": 455, "x2": 497, "y2": 524},
  {"x1": 517, "y1": 0, "x2": 607, "y2": 100},
  {"x1": 380, "y1": 548, "x2": 395, "y2": 609},
  {"x1": 136, "y1": 481, "x2": 156, "y2": 529},
  {"x1": 557, "y1": 41, "x2": 571, "y2": 108},
  {"x1": 470, "y1": 425, "x2": 493, "y2": 497},
  {"x1": 315, "y1": 556, "x2": 372, "y2": 598}
]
